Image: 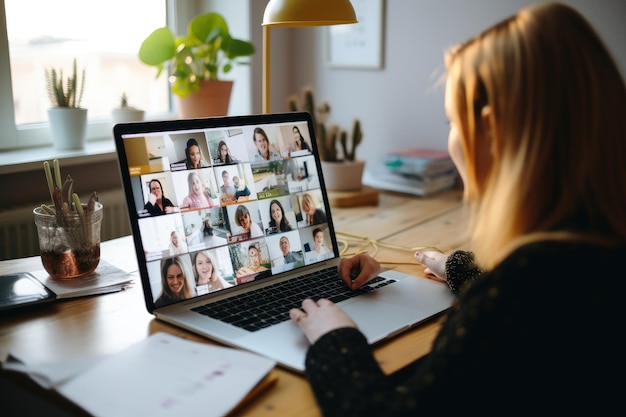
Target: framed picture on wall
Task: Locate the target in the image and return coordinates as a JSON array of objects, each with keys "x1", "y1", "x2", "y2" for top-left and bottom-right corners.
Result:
[{"x1": 327, "y1": 0, "x2": 384, "y2": 69}]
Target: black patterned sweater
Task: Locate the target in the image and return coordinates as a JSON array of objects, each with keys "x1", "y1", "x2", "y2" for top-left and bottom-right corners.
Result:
[
  {"x1": 443, "y1": 249, "x2": 482, "y2": 294},
  {"x1": 304, "y1": 241, "x2": 624, "y2": 416}
]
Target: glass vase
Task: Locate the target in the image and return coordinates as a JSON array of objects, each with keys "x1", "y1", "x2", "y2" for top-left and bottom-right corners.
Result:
[{"x1": 33, "y1": 202, "x2": 103, "y2": 279}]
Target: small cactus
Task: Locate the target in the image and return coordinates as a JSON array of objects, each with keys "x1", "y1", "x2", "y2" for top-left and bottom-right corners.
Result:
[
  {"x1": 288, "y1": 86, "x2": 362, "y2": 162},
  {"x1": 341, "y1": 119, "x2": 362, "y2": 162},
  {"x1": 44, "y1": 58, "x2": 86, "y2": 108},
  {"x1": 120, "y1": 93, "x2": 128, "y2": 108}
]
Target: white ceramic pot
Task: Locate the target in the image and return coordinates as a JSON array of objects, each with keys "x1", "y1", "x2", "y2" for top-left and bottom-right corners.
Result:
[
  {"x1": 111, "y1": 108, "x2": 145, "y2": 124},
  {"x1": 320, "y1": 160, "x2": 365, "y2": 191},
  {"x1": 47, "y1": 107, "x2": 88, "y2": 150}
]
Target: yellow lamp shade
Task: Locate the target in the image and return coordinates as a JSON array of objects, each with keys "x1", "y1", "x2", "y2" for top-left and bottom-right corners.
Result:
[{"x1": 263, "y1": 0, "x2": 358, "y2": 27}]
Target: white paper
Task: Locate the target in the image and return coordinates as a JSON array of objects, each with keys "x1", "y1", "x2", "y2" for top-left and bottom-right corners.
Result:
[
  {"x1": 51, "y1": 332, "x2": 276, "y2": 417},
  {"x1": 3, "y1": 353, "x2": 109, "y2": 389},
  {"x1": 32, "y1": 259, "x2": 134, "y2": 298}
]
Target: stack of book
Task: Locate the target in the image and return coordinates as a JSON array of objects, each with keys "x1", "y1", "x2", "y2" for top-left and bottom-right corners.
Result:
[{"x1": 363, "y1": 148, "x2": 459, "y2": 196}]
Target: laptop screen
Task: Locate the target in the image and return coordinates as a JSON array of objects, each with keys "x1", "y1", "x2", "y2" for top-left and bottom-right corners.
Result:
[{"x1": 113, "y1": 112, "x2": 338, "y2": 312}]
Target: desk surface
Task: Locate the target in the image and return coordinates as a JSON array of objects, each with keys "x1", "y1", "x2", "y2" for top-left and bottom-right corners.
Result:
[{"x1": 0, "y1": 189, "x2": 466, "y2": 416}]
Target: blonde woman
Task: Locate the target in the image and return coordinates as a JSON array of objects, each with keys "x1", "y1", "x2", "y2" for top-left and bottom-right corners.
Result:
[
  {"x1": 181, "y1": 171, "x2": 215, "y2": 210},
  {"x1": 289, "y1": 3, "x2": 626, "y2": 414},
  {"x1": 168, "y1": 231, "x2": 187, "y2": 255},
  {"x1": 301, "y1": 193, "x2": 326, "y2": 226},
  {"x1": 192, "y1": 250, "x2": 232, "y2": 295},
  {"x1": 230, "y1": 205, "x2": 263, "y2": 239}
]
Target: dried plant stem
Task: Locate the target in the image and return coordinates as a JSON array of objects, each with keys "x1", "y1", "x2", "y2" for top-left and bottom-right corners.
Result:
[
  {"x1": 43, "y1": 161, "x2": 55, "y2": 205},
  {"x1": 53, "y1": 159, "x2": 62, "y2": 189},
  {"x1": 41, "y1": 159, "x2": 99, "y2": 246}
]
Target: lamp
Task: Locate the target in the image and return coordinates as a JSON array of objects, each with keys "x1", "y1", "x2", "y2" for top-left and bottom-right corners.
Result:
[{"x1": 262, "y1": 0, "x2": 358, "y2": 113}]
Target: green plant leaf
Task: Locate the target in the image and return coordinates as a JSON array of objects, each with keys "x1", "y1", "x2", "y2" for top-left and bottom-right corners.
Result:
[
  {"x1": 190, "y1": 12, "x2": 228, "y2": 44},
  {"x1": 222, "y1": 38, "x2": 256, "y2": 59},
  {"x1": 138, "y1": 27, "x2": 176, "y2": 66}
]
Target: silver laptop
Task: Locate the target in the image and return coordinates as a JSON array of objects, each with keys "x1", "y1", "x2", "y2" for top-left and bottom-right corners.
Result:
[{"x1": 113, "y1": 112, "x2": 454, "y2": 373}]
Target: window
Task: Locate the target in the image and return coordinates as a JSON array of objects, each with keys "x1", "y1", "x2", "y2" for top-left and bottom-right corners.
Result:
[
  {"x1": 0, "y1": 0, "x2": 170, "y2": 150},
  {"x1": 0, "y1": 0, "x2": 253, "y2": 153}
]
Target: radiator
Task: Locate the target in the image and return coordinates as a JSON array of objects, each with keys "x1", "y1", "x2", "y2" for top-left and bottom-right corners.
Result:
[{"x1": 0, "y1": 188, "x2": 131, "y2": 261}]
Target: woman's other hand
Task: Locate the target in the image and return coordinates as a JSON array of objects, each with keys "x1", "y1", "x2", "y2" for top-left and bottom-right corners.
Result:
[
  {"x1": 338, "y1": 254, "x2": 381, "y2": 291},
  {"x1": 415, "y1": 250, "x2": 448, "y2": 280},
  {"x1": 289, "y1": 298, "x2": 357, "y2": 345}
]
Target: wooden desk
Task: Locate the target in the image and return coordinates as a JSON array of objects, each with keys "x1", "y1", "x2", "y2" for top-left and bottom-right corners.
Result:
[{"x1": 0, "y1": 189, "x2": 466, "y2": 416}]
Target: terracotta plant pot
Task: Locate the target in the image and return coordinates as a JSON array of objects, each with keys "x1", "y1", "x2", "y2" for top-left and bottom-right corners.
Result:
[
  {"x1": 177, "y1": 80, "x2": 233, "y2": 119},
  {"x1": 320, "y1": 160, "x2": 365, "y2": 191}
]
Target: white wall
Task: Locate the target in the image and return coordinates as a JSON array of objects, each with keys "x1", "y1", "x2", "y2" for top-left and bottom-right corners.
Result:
[{"x1": 254, "y1": 0, "x2": 626, "y2": 166}]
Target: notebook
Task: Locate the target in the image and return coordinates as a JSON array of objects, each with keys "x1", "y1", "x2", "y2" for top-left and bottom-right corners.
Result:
[{"x1": 113, "y1": 112, "x2": 454, "y2": 373}]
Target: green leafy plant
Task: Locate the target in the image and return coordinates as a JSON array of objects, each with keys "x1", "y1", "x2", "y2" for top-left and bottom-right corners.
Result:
[
  {"x1": 138, "y1": 12, "x2": 256, "y2": 97},
  {"x1": 44, "y1": 59, "x2": 86, "y2": 108},
  {"x1": 288, "y1": 87, "x2": 363, "y2": 162}
]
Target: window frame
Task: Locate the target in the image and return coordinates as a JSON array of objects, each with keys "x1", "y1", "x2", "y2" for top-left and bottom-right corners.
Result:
[{"x1": 0, "y1": 0, "x2": 176, "y2": 151}]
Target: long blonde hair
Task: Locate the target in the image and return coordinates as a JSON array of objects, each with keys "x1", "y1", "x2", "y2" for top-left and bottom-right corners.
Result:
[{"x1": 445, "y1": 3, "x2": 626, "y2": 269}]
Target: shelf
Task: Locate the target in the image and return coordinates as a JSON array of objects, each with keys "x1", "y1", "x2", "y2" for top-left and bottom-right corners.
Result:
[{"x1": 0, "y1": 139, "x2": 118, "y2": 175}]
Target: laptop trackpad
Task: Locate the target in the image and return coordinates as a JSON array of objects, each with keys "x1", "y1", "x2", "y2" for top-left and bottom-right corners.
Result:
[{"x1": 340, "y1": 298, "x2": 424, "y2": 343}]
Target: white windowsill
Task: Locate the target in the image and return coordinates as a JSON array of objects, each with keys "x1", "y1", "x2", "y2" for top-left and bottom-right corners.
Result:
[{"x1": 0, "y1": 138, "x2": 118, "y2": 175}]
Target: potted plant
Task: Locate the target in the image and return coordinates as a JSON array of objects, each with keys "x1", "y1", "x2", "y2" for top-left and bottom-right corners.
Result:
[
  {"x1": 111, "y1": 93, "x2": 145, "y2": 124},
  {"x1": 138, "y1": 12, "x2": 256, "y2": 119},
  {"x1": 45, "y1": 58, "x2": 87, "y2": 150},
  {"x1": 288, "y1": 87, "x2": 364, "y2": 191}
]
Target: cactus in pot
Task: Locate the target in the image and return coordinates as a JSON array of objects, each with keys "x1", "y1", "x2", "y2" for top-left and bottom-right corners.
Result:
[
  {"x1": 287, "y1": 87, "x2": 365, "y2": 192},
  {"x1": 287, "y1": 87, "x2": 363, "y2": 162},
  {"x1": 112, "y1": 92, "x2": 145, "y2": 123},
  {"x1": 44, "y1": 58, "x2": 88, "y2": 150},
  {"x1": 45, "y1": 58, "x2": 86, "y2": 109}
]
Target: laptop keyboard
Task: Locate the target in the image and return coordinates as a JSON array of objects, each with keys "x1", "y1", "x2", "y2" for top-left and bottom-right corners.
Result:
[{"x1": 191, "y1": 267, "x2": 397, "y2": 332}]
